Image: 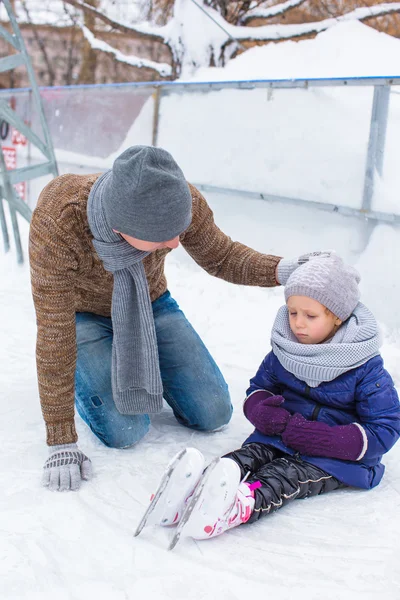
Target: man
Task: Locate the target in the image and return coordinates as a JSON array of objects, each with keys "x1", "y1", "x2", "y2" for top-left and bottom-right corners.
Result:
[{"x1": 29, "y1": 145, "x2": 323, "y2": 492}]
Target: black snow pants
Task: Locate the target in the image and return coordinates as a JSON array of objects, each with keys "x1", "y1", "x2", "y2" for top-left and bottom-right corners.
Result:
[{"x1": 223, "y1": 442, "x2": 345, "y2": 524}]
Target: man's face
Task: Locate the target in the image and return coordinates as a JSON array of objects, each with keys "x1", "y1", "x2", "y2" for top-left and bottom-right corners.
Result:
[{"x1": 113, "y1": 230, "x2": 180, "y2": 251}]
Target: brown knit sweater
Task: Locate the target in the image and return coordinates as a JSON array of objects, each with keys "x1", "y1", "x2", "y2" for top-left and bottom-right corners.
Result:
[{"x1": 29, "y1": 173, "x2": 281, "y2": 446}]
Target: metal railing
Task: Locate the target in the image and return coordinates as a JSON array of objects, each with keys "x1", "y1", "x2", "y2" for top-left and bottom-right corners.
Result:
[
  {"x1": 0, "y1": 0, "x2": 58, "y2": 264},
  {"x1": 154, "y1": 76, "x2": 400, "y2": 224},
  {"x1": 0, "y1": 75, "x2": 399, "y2": 244}
]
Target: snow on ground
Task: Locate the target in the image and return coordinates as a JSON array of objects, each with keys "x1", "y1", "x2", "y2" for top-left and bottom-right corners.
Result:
[
  {"x1": 1, "y1": 193, "x2": 400, "y2": 600},
  {"x1": 190, "y1": 21, "x2": 400, "y2": 81},
  {"x1": 154, "y1": 24, "x2": 400, "y2": 218},
  {"x1": 1, "y1": 18, "x2": 400, "y2": 600}
]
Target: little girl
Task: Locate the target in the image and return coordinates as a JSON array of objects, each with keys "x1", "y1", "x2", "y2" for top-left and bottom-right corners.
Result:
[{"x1": 136, "y1": 255, "x2": 400, "y2": 547}]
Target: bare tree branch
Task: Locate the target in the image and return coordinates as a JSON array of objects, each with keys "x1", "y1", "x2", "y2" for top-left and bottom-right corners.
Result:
[
  {"x1": 21, "y1": 0, "x2": 56, "y2": 85},
  {"x1": 78, "y1": 0, "x2": 98, "y2": 84},
  {"x1": 241, "y1": 0, "x2": 308, "y2": 24},
  {"x1": 62, "y1": 3, "x2": 79, "y2": 84},
  {"x1": 62, "y1": 0, "x2": 168, "y2": 43}
]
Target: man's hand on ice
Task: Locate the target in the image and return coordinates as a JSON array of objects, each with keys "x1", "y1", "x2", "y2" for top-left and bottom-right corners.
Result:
[{"x1": 42, "y1": 443, "x2": 93, "y2": 491}]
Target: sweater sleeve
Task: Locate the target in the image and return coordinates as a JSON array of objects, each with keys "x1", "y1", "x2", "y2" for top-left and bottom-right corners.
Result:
[
  {"x1": 180, "y1": 185, "x2": 281, "y2": 287},
  {"x1": 354, "y1": 357, "x2": 400, "y2": 461},
  {"x1": 29, "y1": 208, "x2": 79, "y2": 446}
]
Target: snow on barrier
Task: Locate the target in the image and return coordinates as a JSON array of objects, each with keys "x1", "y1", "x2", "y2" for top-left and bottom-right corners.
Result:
[{"x1": 1, "y1": 76, "x2": 399, "y2": 222}]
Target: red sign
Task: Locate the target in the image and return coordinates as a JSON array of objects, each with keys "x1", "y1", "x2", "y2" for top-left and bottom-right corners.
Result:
[
  {"x1": 1, "y1": 146, "x2": 26, "y2": 201},
  {"x1": 12, "y1": 127, "x2": 27, "y2": 146},
  {"x1": 2, "y1": 145, "x2": 16, "y2": 169}
]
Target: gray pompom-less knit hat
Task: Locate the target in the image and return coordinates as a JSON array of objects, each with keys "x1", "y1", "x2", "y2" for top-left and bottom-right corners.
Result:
[
  {"x1": 284, "y1": 254, "x2": 360, "y2": 321},
  {"x1": 101, "y1": 145, "x2": 192, "y2": 242}
]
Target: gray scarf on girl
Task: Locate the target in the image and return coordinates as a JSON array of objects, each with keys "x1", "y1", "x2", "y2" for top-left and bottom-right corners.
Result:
[
  {"x1": 87, "y1": 172, "x2": 163, "y2": 415},
  {"x1": 271, "y1": 302, "x2": 381, "y2": 387}
]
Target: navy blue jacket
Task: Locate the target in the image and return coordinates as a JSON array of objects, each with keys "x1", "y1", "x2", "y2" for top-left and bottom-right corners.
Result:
[{"x1": 244, "y1": 352, "x2": 400, "y2": 489}]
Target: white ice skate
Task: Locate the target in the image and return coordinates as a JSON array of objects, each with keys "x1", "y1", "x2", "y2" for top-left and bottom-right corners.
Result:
[
  {"x1": 134, "y1": 447, "x2": 205, "y2": 537},
  {"x1": 168, "y1": 457, "x2": 255, "y2": 549}
]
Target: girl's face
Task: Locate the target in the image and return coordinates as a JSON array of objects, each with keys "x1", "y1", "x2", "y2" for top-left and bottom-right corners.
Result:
[{"x1": 287, "y1": 296, "x2": 342, "y2": 344}]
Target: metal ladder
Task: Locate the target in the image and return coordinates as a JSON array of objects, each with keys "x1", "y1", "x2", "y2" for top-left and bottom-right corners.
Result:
[{"x1": 0, "y1": 0, "x2": 58, "y2": 264}]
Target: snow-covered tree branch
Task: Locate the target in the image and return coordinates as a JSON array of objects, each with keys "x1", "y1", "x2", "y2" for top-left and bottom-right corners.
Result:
[
  {"x1": 240, "y1": 0, "x2": 308, "y2": 24},
  {"x1": 61, "y1": 0, "x2": 400, "y2": 78},
  {"x1": 62, "y1": 0, "x2": 169, "y2": 43},
  {"x1": 81, "y1": 26, "x2": 172, "y2": 77},
  {"x1": 234, "y1": 3, "x2": 400, "y2": 41}
]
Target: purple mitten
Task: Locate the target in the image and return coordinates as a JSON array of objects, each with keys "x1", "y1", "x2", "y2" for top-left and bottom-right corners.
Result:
[
  {"x1": 244, "y1": 390, "x2": 291, "y2": 435},
  {"x1": 281, "y1": 413, "x2": 366, "y2": 461}
]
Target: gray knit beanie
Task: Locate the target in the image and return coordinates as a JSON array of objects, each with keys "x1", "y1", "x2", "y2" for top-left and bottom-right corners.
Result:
[
  {"x1": 101, "y1": 145, "x2": 192, "y2": 242},
  {"x1": 284, "y1": 255, "x2": 360, "y2": 321}
]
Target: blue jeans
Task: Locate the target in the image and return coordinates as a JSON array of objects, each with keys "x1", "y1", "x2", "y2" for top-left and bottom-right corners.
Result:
[{"x1": 75, "y1": 291, "x2": 232, "y2": 448}]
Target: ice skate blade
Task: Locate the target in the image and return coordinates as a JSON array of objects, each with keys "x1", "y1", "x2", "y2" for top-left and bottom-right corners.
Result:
[
  {"x1": 134, "y1": 448, "x2": 187, "y2": 537},
  {"x1": 168, "y1": 457, "x2": 221, "y2": 550}
]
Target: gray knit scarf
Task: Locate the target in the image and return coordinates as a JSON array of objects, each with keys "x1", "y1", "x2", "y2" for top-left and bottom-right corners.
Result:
[
  {"x1": 87, "y1": 172, "x2": 163, "y2": 414},
  {"x1": 271, "y1": 302, "x2": 381, "y2": 387}
]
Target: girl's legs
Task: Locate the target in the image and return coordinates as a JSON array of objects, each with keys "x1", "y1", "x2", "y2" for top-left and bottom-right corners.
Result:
[
  {"x1": 245, "y1": 453, "x2": 344, "y2": 524},
  {"x1": 183, "y1": 446, "x2": 344, "y2": 540},
  {"x1": 223, "y1": 442, "x2": 285, "y2": 479}
]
